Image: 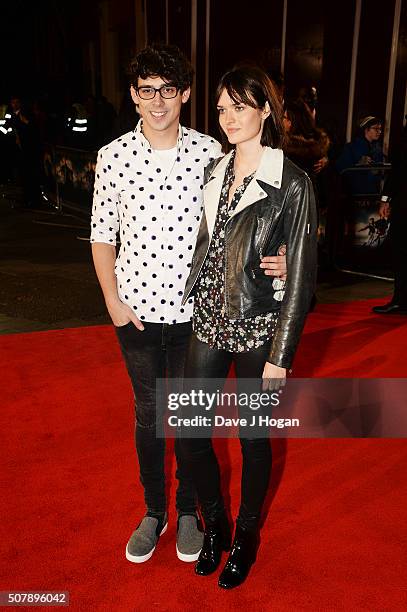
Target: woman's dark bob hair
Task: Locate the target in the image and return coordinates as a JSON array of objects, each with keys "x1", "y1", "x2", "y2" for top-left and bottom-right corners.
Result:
[{"x1": 215, "y1": 65, "x2": 285, "y2": 153}]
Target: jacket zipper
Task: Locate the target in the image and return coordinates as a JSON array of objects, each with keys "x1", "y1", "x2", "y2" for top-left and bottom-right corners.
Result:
[
  {"x1": 223, "y1": 209, "x2": 277, "y2": 311},
  {"x1": 191, "y1": 207, "x2": 277, "y2": 313},
  {"x1": 258, "y1": 210, "x2": 275, "y2": 260}
]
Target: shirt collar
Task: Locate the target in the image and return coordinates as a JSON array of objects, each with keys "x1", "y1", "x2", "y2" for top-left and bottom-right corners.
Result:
[{"x1": 134, "y1": 120, "x2": 186, "y2": 153}]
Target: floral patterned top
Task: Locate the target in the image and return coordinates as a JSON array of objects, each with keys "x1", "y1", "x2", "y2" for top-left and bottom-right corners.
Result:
[{"x1": 193, "y1": 152, "x2": 279, "y2": 352}]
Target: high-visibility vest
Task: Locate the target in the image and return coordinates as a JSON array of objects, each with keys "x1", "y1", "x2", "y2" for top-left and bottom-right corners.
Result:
[
  {"x1": 0, "y1": 111, "x2": 12, "y2": 136},
  {"x1": 66, "y1": 104, "x2": 88, "y2": 133}
]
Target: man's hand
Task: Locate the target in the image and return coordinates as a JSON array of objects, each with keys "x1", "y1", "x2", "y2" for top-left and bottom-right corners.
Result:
[
  {"x1": 91, "y1": 243, "x2": 144, "y2": 331},
  {"x1": 262, "y1": 361, "x2": 286, "y2": 391},
  {"x1": 260, "y1": 244, "x2": 287, "y2": 280},
  {"x1": 106, "y1": 297, "x2": 144, "y2": 331}
]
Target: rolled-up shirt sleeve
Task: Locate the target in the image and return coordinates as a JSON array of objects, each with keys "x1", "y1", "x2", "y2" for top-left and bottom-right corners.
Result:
[
  {"x1": 90, "y1": 148, "x2": 120, "y2": 245},
  {"x1": 208, "y1": 139, "x2": 223, "y2": 163}
]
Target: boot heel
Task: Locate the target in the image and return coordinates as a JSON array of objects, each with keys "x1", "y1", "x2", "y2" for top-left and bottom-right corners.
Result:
[
  {"x1": 218, "y1": 525, "x2": 259, "y2": 589},
  {"x1": 195, "y1": 513, "x2": 231, "y2": 576}
]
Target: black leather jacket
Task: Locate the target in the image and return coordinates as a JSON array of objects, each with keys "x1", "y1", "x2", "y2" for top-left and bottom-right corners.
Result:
[{"x1": 182, "y1": 147, "x2": 317, "y2": 368}]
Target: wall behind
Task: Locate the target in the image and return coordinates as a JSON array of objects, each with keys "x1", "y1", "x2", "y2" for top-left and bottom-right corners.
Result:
[
  {"x1": 139, "y1": 0, "x2": 406, "y2": 151},
  {"x1": 2, "y1": 0, "x2": 405, "y2": 153}
]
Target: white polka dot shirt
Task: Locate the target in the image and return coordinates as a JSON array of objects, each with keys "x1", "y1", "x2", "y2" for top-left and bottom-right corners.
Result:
[{"x1": 90, "y1": 121, "x2": 222, "y2": 324}]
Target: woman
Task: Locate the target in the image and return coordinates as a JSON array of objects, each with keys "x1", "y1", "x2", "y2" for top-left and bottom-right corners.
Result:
[
  {"x1": 180, "y1": 66, "x2": 317, "y2": 588},
  {"x1": 283, "y1": 99, "x2": 330, "y2": 183}
]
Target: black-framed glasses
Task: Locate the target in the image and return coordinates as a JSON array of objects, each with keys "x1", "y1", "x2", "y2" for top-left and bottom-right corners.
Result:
[{"x1": 135, "y1": 84, "x2": 179, "y2": 100}]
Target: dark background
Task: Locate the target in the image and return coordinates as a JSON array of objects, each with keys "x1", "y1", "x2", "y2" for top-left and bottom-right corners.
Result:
[{"x1": 1, "y1": 0, "x2": 406, "y2": 148}]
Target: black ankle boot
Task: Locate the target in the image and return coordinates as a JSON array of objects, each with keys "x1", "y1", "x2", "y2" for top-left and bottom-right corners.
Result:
[
  {"x1": 195, "y1": 513, "x2": 231, "y2": 576},
  {"x1": 218, "y1": 525, "x2": 259, "y2": 589}
]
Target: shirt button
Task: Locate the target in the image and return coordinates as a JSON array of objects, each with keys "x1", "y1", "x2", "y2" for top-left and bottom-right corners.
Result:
[{"x1": 273, "y1": 181, "x2": 280, "y2": 186}]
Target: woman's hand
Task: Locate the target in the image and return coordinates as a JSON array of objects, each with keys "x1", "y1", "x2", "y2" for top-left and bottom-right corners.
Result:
[{"x1": 262, "y1": 361, "x2": 286, "y2": 391}]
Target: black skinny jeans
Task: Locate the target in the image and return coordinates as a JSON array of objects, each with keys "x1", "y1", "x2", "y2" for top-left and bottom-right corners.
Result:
[
  {"x1": 115, "y1": 321, "x2": 196, "y2": 515},
  {"x1": 180, "y1": 334, "x2": 272, "y2": 532}
]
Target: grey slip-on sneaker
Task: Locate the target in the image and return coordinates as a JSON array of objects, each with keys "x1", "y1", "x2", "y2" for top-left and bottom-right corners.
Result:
[
  {"x1": 176, "y1": 513, "x2": 204, "y2": 562},
  {"x1": 126, "y1": 514, "x2": 168, "y2": 563}
]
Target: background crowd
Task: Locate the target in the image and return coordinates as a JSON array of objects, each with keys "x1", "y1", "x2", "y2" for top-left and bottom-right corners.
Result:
[{"x1": 0, "y1": 66, "x2": 401, "y2": 285}]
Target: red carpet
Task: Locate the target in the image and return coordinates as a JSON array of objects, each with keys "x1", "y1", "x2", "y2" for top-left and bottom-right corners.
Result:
[{"x1": 1, "y1": 298, "x2": 406, "y2": 611}]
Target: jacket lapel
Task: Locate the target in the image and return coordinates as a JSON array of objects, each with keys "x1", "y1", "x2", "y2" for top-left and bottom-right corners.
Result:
[
  {"x1": 228, "y1": 179, "x2": 267, "y2": 219},
  {"x1": 203, "y1": 147, "x2": 284, "y2": 233},
  {"x1": 228, "y1": 147, "x2": 284, "y2": 219}
]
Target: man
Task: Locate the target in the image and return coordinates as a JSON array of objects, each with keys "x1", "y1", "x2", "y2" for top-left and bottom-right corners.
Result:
[
  {"x1": 8, "y1": 96, "x2": 43, "y2": 208},
  {"x1": 336, "y1": 116, "x2": 384, "y2": 196},
  {"x1": 372, "y1": 124, "x2": 407, "y2": 315},
  {"x1": 91, "y1": 44, "x2": 287, "y2": 565}
]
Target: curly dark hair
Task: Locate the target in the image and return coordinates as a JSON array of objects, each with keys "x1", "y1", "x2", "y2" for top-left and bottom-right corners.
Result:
[
  {"x1": 215, "y1": 65, "x2": 285, "y2": 152},
  {"x1": 128, "y1": 44, "x2": 194, "y2": 92}
]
